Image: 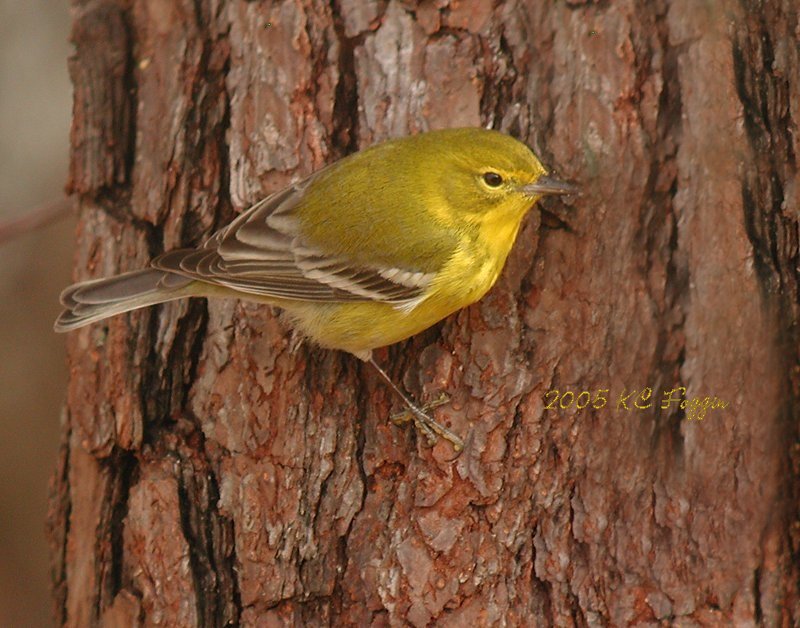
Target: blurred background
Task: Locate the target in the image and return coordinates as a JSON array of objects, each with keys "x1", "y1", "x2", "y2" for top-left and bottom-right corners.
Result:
[{"x1": 0, "y1": 1, "x2": 72, "y2": 625}]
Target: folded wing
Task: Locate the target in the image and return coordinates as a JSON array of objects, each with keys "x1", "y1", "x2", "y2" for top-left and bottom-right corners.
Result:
[{"x1": 153, "y1": 177, "x2": 435, "y2": 308}]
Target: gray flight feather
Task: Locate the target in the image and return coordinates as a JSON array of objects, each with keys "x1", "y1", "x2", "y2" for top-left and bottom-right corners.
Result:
[{"x1": 55, "y1": 172, "x2": 435, "y2": 331}]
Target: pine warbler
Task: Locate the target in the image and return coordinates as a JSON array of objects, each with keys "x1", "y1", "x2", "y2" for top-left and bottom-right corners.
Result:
[{"x1": 55, "y1": 127, "x2": 576, "y2": 451}]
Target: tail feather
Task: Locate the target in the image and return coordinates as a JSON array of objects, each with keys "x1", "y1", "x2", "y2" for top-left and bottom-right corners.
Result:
[{"x1": 54, "y1": 269, "x2": 194, "y2": 332}]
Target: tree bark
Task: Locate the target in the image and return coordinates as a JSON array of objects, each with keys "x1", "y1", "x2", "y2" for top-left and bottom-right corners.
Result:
[{"x1": 50, "y1": 0, "x2": 800, "y2": 625}]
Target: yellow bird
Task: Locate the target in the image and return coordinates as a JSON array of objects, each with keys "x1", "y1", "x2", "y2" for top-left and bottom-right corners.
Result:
[{"x1": 55, "y1": 127, "x2": 576, "y2": 450}]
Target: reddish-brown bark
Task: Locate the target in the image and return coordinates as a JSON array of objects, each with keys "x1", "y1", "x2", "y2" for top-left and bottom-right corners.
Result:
[{"x1": 51, "y1": 0, "x2": 799, "y2": 625}]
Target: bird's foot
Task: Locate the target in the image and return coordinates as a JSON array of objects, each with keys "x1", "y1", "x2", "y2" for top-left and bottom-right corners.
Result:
[{"x1": 390, "y1": 394, "x2": 463, "y2": 452}]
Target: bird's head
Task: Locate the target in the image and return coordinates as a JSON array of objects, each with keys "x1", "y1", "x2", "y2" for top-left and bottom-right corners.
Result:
[{"x1": 418, "y1": 128, "x2": 576, "y2": 226}]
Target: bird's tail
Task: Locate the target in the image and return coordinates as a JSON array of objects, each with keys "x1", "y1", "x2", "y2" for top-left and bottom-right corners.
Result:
[{"x1": 54, "y1": 268, "x2": 195, "y2": 332}]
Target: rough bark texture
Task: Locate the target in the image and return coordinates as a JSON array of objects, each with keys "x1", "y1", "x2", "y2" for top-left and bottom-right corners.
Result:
[{"x1": 50, "y1": 0, "x2": 800, "y2": 625}]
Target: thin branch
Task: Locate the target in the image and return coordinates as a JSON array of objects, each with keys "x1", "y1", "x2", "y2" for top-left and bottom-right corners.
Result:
[{"x1": 0, "y1": 197, "x2": 73, "y2": 245}]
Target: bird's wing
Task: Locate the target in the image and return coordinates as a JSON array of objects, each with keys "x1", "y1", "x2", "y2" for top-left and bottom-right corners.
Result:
[{"x1": 152, "y1": 177, "x2": 435, "y2": 306}]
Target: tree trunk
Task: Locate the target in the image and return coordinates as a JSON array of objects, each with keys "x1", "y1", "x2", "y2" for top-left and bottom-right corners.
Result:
[{"x1": 50, "y1": 0, "x2": 800, "y2": 625}]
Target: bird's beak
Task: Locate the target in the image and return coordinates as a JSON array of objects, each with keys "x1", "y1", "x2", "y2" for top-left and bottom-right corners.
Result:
[{"x1": 521, "y1": 176, "x2": 578, "y2": 197}]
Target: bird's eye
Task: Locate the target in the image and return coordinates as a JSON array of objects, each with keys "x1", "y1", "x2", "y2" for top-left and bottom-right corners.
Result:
[{"x1": 482, "y1": 172, "x2": 504, "y2": 188}]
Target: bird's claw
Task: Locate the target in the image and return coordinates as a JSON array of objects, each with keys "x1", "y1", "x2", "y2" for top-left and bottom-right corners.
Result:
[{"x1": 390, "y1": 394, "x2": 463, "y2": 452}]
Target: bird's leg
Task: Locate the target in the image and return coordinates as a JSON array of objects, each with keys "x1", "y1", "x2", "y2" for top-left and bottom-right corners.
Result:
[{"x1": 367, "y1": 357, "x2": 464, "y2": 452}]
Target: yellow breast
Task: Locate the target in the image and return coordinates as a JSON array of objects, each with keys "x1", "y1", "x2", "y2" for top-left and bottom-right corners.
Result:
[{"x1": 281, "y1": 206, "x2": 528, "y2": 357}]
